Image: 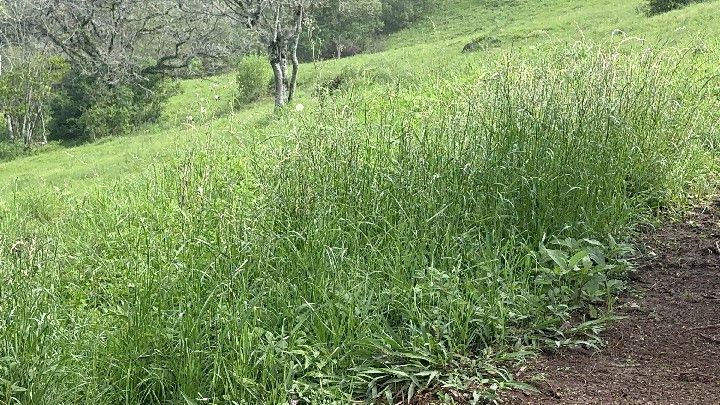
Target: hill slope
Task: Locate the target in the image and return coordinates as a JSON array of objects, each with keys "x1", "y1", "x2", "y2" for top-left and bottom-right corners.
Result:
[
  {"x1": 2, "y1": 0, "x2": 718, "y2": 195},
  {"x1": 1, "y1": 0, "x2": 719, "y2": 403}
]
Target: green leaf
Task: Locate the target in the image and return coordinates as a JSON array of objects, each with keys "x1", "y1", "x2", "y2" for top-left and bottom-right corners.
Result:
[
  {"x1": 567, "y1": 250, "x2": 588, "y2": 269},
  {"x1": 546, "y1": 248, "x2": 568, "y2": 270},
  {"x1": 181, "y1": 392, "x2": 198, "y2": 405},
  {"x1": 11, "y1": 384, "x2": 28, "y2": 393}
]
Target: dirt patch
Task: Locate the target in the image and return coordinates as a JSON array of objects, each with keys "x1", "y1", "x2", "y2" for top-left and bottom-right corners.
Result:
[{"x1": 506, "y1": 201, "x2": 720, "y2": 404}]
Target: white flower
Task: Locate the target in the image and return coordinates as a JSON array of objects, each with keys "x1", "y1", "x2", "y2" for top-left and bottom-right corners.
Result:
[{"x1": 295, "y1": 103, "x2": 305, "y2": 112}]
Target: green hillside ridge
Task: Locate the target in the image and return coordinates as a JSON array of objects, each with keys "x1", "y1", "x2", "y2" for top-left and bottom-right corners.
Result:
[
  {"x1": 1, "y1": 0, "x2": 718, "y2": 195},
  {"x1": 1, "y1": 0, "x2": 719, "y2": 403}
]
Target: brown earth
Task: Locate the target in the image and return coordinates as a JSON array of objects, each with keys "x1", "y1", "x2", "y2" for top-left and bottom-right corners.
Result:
[{"x1": 506, "y1": 201, "x2": 720, "y2": 405}]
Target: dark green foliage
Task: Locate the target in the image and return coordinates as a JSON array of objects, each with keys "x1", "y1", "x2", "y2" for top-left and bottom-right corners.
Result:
[
  {"x1": 0, "y1": 141, "x2": 61, "y2": 163},
  {"x1": 0, "y1": 142, "x2": 27, "y2": 161},
  {"x1": 300, "y1": 0, "x2": 436, "y2": 60},
  {"x1": 314, "y1": 65, "x2": 397, "y2": 99},
  {"x1": 306, "y1": 0, "x2": 384, "y2": 59},
  {"x1": 380, "y1": 0, "x2": 436, "y2": 32},
  {"x1": 233, "y1": 55, "x2": 271, "y2": 107},
  {"x1": 49, "y1": 72, "x2": 178, "y2": 141},
  {"x1": 646, "y1": 0, "x2": 705, "y2": 14},
  {"x1": 314, "y1": 66, "x2": 365, "y2": 96}
]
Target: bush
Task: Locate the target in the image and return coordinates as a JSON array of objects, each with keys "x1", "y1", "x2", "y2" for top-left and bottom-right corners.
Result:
[
  {"x1": 234, "y1": 55, "x2": 271, "y2": 108},
  {"x1": 462, "y1": 36, "x2": 502, "y2": 53},
  {"x1": 314, "y1": 66, "x2": 364, "y2": 96},
  {"x1": 0, "y1": 140, "x2": 26, "y2": 162},
  {"x1": 49, "y1": 72, "x2": 178, "y2": 141},
  {"x1": 646, "y1": 0, "x2": 705, "y2": 14},
  {"x1": 80, "y1": 88, "x2": 135, "y2": 141}
]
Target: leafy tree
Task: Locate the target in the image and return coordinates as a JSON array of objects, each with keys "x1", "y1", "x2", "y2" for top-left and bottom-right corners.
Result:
[
  {"x1": 300, "y1": 0, "x2": 435, "y2": 60},
  {"x1": 380, "y1": 0, "x2": 435, "y2": 33},
  {"x1": 219, "y1": 0, "x2": 323, "y2": 109},
  {"x1": 311, "y1": 0, "x2": 383, "y2": 59},
  {"x1": 32, "y1": 0, "x2": 224, "y2": 140},
  {"x1": 0, "y1": 55, "x2": 67, "y2": 145},
  {"x1": 0, "y1": 0, "x2": 67, "y2": 146}
]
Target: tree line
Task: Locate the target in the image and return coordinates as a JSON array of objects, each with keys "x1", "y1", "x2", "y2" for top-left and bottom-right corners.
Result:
[{"x1": 0, "y1": 0, "x2": 434, "y2": 149}]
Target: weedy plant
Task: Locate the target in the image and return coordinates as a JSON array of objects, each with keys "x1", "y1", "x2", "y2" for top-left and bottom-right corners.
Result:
[{"x1": 0, "y1": 40, "x2": 718, "y2": 404}]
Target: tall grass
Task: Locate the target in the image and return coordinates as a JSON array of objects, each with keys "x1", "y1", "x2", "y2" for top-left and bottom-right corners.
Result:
[{"x1": 1, "y1": 43, "x2": 718, "y2": 403}]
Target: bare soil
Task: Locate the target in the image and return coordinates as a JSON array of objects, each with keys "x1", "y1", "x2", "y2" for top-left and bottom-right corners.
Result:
[{"x1": 506, "y1": 201, "x2": 720, "y2": 404}]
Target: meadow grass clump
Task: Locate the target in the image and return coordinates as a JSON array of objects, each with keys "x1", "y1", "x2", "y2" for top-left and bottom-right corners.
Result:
[
  {"x1": 245, "y1": 43, "x2": 717, "y2": 400},
  {"x1": 0, "y1": 42, "x2": 718, "y2": 404}
]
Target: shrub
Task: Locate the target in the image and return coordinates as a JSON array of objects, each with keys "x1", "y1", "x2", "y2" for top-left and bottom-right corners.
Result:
[
  {"x1": 0, "y1": 140, "x2": 26, "y2": 161},
  {"x1": 80, "y1": 90, "x2": 134, "y2": 141},
  {"x1": 315, "y1": 66, "x2": 364, "y2": 96},
  {"x1": 49, "y1": 72, "x2": 177, "y2": 141},
  {"x1": 234, "y1": 55, "x2": 271, "y2": 108},
  {"x1": 462, "y1": 36, "x2": 502, "y2": 53},
  {"x1": 314, "y1": 64, "x2": 401, "y2": 98},
  {"x1": 646, "y1": 0, "x2": 705, "y2": 14}
]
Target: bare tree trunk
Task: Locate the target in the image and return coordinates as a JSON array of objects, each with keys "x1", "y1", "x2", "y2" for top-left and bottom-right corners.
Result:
[
  {"x1": 270, "y1": 57, "x2": 286, "y2": 109},
  {"x1": 22, "y1": 114, "x2": 29, "y2": 146},
  {"x1": 40, "y1": 108, "x2": 47, "y2": 145},
  {"x1": 287, "y1": 6, "x2": 304, "y2": 104},
  {"x1": 269, "y1": 3, "x2": 287, "y2": 110},
  {"x1": 6, "y1": 115, "x2": 15, "y2": 142},
  {"x1": 22, "y1": 87, "x2": 33, "y2": 146},
  {"x1": 280, "y1": 54, "x2": 289, "y2": 90},
  {"x1": 23, "y1": 115, "x2": 32, "y2": 146},
  {"x1": 269, "y1": 39, "x2": 288, "y2": 109}
]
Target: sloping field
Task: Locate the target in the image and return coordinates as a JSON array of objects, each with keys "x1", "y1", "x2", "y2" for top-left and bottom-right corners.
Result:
[{"x1": 1, "y1": 0, "x2": 719, "y2": 403}]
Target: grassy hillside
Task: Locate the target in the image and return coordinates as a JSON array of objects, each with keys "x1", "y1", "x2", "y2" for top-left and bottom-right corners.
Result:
[
  {"x1": 2, "y1": 0, "x2": 718, "y2": 196},
  {"x1": 388, "y1": 0, "x2": 720, "y2": 48},
  {"x1": 1, "y1": 0, "x2": 719, "y2": 403}
]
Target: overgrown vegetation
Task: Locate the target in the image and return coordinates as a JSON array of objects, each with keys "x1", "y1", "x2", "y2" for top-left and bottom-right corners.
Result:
[
  {"x1": 49, "y1": 72, "x2": 178, "y2": 142},
  {"x1": 2, "y1": 40, "x2": 719, "y2": 402},
  {"x1": 1, "y1": 0, "x2": 720, "y2": 403},
  {"x1": 0, "y1": 0, "x2": 436, "y2": 147}
]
